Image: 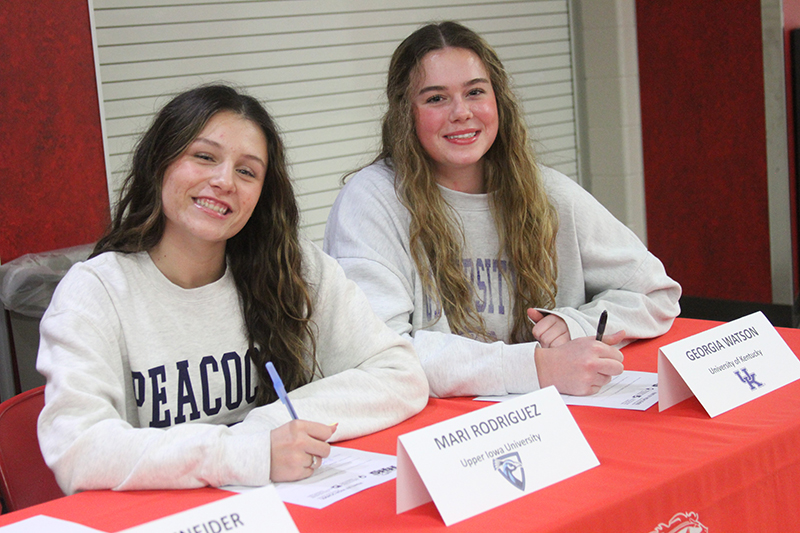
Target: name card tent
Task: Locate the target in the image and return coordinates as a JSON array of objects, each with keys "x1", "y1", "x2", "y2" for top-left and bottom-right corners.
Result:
[
  {"x1": 121, "y1": 485, "x2": 298, "y2": 533},
  {"x1": 658, "y1": 312, "x2": 800, "y2": 417},
  {"x1": 396, "y1": 386, "x2": 599, "y2": 526}
]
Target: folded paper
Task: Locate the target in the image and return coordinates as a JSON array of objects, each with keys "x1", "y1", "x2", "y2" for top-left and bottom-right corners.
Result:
[
  {"x1": 120, "y1": 485, "x2": 298, "y2": 533},
  {"x1": 396, "y1": 386, "x2": 599, "y2": 525},
  {"x1": 658, "y1": 311, "x2": 800, "y2": 417}
]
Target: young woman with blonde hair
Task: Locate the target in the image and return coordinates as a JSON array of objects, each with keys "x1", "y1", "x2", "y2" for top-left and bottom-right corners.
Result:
[{"x1": 324, "y1": 21, "x2": 680, "y2": 398}]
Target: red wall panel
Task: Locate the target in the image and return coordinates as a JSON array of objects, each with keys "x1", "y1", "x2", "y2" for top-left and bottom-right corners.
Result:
[
  {"x1": 637, "y1": 1, "x2": 772, "y2": 303},
  {"x1": 0, "y1": 0, "x2": 109, "y2": 263}
]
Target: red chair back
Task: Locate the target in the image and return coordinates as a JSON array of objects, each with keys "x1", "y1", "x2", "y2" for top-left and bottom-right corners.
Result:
[{"x1": 0, "y1": 386, "x2": 64, "y2": 512}]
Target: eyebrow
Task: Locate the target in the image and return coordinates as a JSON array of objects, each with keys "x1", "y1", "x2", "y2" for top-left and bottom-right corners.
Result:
[
  {"x1": 193, "y1": 137, "x2": 267, "y2": 169},
  {"x1": 418, "y1": 77, "x2": 491, "y2": 95}
]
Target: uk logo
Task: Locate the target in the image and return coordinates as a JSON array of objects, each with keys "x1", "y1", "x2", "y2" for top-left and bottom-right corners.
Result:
[
  {"x1": 650, "y1": 511, "x2": 708, "y2": 533},
  {"x1": 493, "y1": 452, "x2": 525, "y2": 491},
  {"x1": 734, "y1": 367, "x2": 764, "y2": 390}
]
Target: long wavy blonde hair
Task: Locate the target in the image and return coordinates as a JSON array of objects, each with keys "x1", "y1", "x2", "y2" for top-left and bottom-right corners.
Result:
[{"x1": 377, "y1": 21, "x2": 559, "y2": 343}]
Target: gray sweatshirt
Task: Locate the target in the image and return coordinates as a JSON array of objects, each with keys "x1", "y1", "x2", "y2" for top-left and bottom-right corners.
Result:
[
  {"x1": 324, "y1": 161, "x2": 681, "y2": 398},
  {"x1": 37, "y1": 240, "x2": 428, "y2": 494}
]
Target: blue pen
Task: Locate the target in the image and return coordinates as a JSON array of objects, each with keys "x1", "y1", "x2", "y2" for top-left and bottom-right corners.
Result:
[{"x1": 266, "y1": 361, "x2": 299, "y2": 420}]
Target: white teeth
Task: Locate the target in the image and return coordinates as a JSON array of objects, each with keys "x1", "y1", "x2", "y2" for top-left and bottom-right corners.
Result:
[
  {"x1": 446, "y1": 132, "x2": 477, "y2": 140},
  {"x1": 195, "y1": 198, "x2": 229, "y2": 214}
]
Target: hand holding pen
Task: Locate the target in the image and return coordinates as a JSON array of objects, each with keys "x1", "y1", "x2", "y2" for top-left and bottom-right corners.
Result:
[
  {"x1": 265, "y1": 362, "x2": 336, "y2": 482},
  {"x1": 531, "y1": 309, "x2": 627, "y2": 396}
]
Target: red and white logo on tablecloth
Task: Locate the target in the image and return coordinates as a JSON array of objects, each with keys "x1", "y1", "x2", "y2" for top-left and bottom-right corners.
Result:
[{"x1": 650, "y1": 512, "x2": 708, "y2": 533}]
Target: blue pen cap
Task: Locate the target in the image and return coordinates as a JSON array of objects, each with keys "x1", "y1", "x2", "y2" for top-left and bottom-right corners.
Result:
[{"x1": 265, "y1": 361, "x2": 287, "y2": 395}]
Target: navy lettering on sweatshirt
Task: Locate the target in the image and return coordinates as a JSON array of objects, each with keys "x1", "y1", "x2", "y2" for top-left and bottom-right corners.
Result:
[{"x1": 131, "y1": 348, "x2": 259, "y2": 428}]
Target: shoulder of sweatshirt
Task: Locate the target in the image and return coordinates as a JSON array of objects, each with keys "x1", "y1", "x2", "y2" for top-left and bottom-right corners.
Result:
[
  {"x1": 46, "y1": 252, "x2": 143, "y2": 312},
  {"x1": 339, "y1": 160, "x2": 403, "y2": 208},
  {"x1": 538, "y1": 166, "x2": 592, "y2": 207}
]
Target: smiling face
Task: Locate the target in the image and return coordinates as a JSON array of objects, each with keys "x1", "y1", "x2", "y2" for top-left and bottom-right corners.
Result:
[
  {"x1": 412, "y1": 47, "x2": 499, "y2": 192},
  {"x1": 159, "y1": 110, "x2": 268, "y2": 253}
]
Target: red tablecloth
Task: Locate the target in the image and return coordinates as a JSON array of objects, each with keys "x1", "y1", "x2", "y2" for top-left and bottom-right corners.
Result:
[{"x1": 2, "y1": 318, "x2": 799, "y2": 532}]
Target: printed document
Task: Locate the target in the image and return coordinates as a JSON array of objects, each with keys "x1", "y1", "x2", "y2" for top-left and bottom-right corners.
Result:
[
  {"x1": 224, "y1": 446, "x2": 397, "y2": 509},
  {"x1": 475, "y1": 370, "x2": 658, "y2": 410}
]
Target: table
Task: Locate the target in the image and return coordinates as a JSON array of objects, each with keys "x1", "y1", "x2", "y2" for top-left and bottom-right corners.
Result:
[{"x1": 1, "y1": 318, "x2": 799, "y2": 532}]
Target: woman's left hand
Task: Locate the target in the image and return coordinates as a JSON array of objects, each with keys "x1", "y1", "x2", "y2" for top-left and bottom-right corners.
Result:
[{"x1": 527, "y1": 309, "x2": 571, "y2": 348}]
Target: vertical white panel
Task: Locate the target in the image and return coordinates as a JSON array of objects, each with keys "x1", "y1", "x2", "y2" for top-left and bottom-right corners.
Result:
[
  {"x1": 92, "y1": 0, "x2": 578, "y2": 244},
  {"x1": 571, "y1": 0, "x2": 645, "y2": 241},
  {"x1": 761, "y1": 0, "x2": 794, "y2": 306}
]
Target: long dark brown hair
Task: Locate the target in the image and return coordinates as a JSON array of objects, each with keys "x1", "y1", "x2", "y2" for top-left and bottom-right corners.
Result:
[
  {"x1": 377, "y1": 21, "x2": 559, "y2": 343},
  {"x1": 93, "y1": 84, "x2": 316, "y2": 405}
]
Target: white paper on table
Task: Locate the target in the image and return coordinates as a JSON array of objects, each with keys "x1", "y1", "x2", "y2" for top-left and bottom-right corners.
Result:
[
  {"x1": 0, "y1": 516, "x2": 104, "y2": 533},
  {"x1": 474, "y1": 370, "x2": 659, "y2": 411},
  {"x1": 224, "y1": 446, "x2": 397, "y2": 509}
]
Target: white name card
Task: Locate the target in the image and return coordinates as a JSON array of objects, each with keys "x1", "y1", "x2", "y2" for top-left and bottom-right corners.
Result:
[
  {"x1": 120, "y1": 485, "x2": 298, "y2": 533},
  {"x1": 658, "y1": 311, "x2": 800, "y2": 417},
  {"x1": 396, "y1": 386, "x2": 599, "y2": 526},
  {"x1": 0, "y1": 516, "x2": 104, "y2": 533}
]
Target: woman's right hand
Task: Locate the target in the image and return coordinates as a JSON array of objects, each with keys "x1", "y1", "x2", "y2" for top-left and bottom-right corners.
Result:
[
  {"x1": 534, "y1": 331, "x2": 625, "y2": 396},
  {"x1": 270, "y1": 420, "x2": 337, "y2": 482}
]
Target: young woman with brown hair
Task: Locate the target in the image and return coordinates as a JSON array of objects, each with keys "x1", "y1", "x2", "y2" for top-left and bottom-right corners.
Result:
[{"x1": 37, "y1": 84, "x2": 428, "y2": 494}]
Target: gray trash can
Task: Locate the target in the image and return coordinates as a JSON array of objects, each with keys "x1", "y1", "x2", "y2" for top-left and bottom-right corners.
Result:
[{"x1": 0, "y1": 244, "x2": 93, "y2": 401}]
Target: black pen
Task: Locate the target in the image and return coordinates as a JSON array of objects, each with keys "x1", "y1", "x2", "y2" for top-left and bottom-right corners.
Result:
[{"x1": 595, "y1": 310, "x2": 608, "y2": 342}]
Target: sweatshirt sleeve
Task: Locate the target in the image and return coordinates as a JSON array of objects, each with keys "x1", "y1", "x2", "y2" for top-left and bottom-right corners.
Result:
[
  {"x1": 239, "y1": 241, "x2": 429, "y2": 440},
  {"x1": 36, "y1": 267, "x2": 275, "y2": 495},
  {"x1": 324, "y1": 166, "x2": 541, "y2": 398},
  {"x1": 540, "y1": 168, "x2": 682, "y2": 342}
]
